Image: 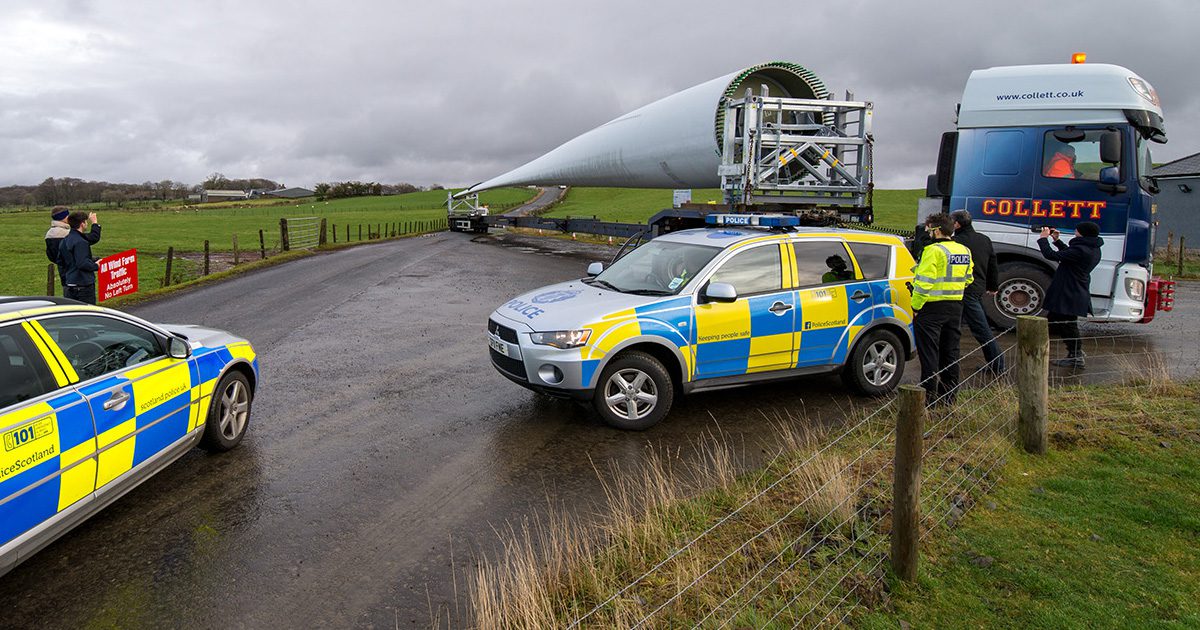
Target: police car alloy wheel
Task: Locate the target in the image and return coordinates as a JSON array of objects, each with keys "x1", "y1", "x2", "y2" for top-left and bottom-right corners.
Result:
[
  {"x1": 842, "y1": 329, "x2": 905, "y2": 396},
  {"x1": 592, "y1": 351, "x2": 674, "y2": 430},
  {"x1": 200, "y1": 371, "x2": 253, "y2": 452}
]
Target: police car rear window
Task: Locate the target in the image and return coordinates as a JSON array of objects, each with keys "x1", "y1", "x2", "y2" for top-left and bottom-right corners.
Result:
[{"x1": 848, "y1": 243, "x2": 891, "y2": 280}]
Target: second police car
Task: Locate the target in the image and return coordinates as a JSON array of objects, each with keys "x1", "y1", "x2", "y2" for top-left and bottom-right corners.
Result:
[
  {"x1": 488, "y1": 215, "x2": 917, "y2": 429},
  {"x1": 0, "y1": 297, "x2": 258, "y2": 576}
]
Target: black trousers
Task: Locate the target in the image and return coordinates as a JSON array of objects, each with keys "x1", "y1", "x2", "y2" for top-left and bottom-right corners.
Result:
[
  {"x1": 1047, "y1": 312, "x2": 1081, "y2": 356},
  {"x1": 65, "y1": 283, "x2": 96, "y2": 305},
  {"x1": 914, "y1": 300, "x2": 964, "y2": 403}
]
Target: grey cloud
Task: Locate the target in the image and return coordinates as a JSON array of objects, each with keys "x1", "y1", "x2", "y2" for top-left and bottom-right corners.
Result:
[{"x1": 0, "y1": 0, "x2": 1197, "y2": 190}]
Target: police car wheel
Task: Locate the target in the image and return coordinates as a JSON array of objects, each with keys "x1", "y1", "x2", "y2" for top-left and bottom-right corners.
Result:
[
  {"x1": 200, "y1": 371, "x2": 252, "y2": 452},
  {"x1": 842, "y1": 330, "x2": 905, "y2": 396},
  {"x1": 593, "y1": 351, "x2": 673, "y2": 430}
]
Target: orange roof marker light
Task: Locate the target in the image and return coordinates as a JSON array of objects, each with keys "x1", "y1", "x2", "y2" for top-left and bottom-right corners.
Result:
[{"x1": 1071, "y1": 52, "x2": 1087, "y2": 64}]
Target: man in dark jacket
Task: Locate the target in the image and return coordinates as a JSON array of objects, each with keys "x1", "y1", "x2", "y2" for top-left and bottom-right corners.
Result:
[
  {"x1": 44, "y1": 207, "x2": 100, "y2": 291},
  {"x1": 58, "y1": 211, "x2": 102, "y2": 305},
  {"x1": 951, "y1": 210, "x2": 1004, "y2": 374},
  {"x1": 1037, "y1": 221, "x2": 1103, "y2": 368}
]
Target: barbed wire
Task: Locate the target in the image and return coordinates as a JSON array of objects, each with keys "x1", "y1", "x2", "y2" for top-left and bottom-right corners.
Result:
[
  {"x1": 566, "y1": 395, "x2": 901, "y2": 628},
  {"x1": 567, "y1": 318, "x2": 1190, "y2": 628}
]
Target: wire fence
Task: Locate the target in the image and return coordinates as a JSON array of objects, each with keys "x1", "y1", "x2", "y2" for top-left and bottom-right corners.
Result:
[{"x1": 546, "y1": 318, "x2": 1195, "y2": 629}]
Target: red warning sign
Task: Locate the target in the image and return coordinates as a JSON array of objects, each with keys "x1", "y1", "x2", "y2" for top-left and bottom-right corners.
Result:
[{"x1": 98, "y1": 249, "x2": 139, "y2": 302}]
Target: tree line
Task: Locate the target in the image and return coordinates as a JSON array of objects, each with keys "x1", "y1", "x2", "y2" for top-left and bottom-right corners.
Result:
[
  {"x1": 0, "y1": 173, "x2": 445, "y2": 208},
  {"x1": 313, "y1": 181, "x2": 443, "y2": 200}
]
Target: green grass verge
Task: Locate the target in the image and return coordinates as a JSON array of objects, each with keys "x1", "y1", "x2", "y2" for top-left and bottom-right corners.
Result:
[
  {"x1": 470, "y1": 378, "x2": 1200, "y2": 627},
  {"x1": 1, "y1": 188, "x2": 534, "y2": 298},
  {"x1": 860, "y1": 380, "x2": 1200, "y2": 628},
  {"x1": 542, "y1": 187, "x2": 922, "y2": 231}
]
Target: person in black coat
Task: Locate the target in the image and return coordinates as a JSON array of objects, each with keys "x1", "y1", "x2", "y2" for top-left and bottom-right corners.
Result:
[
  {"x1": 44, "y1": 207, "x2": 100, "y2": 291},
  {"x1": 58, "y1": 211, "x2": 102, "y2": 305},
  {"x1": 951, "y1": 211, "x2": 1004, "y2": 374},
  {"x1": 1037, "y1": 221, "x2": 1103, "y2": 368}
]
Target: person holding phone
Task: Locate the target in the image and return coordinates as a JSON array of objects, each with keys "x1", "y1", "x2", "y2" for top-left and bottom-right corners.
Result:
[{"x1": 1037, "y1": 222, "x2": 1102, "y2": 368}]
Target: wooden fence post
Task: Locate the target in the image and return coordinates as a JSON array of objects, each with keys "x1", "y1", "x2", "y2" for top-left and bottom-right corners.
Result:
[
  {"x1": 358, "y1": 224, "x2": 362, "y2": 241},
  {"x1": 259, "y1": 229, "x2": 267, "y2": 259},
  {"x1": 47, "y1": 264, "x2": 56, "y2": 296},
  {"x1": 319, "y1": 218, "x2": 328, "y2": 246},
  {"x1": 280, "y1": 218, "x2": 290, "y2": 251},
  {"x1": 1179, "y1": 236, "x2": 1187, "y2": 277},
  {"x1": 346, "y1": 224, "x2": 350, "y2": 242},
  {"x1": 1167, "y1": 231, "x2": 1174, "y2": 258},
  {"x1": 163, "y1": 247, "x2": 175, "y2": 287},
  {"x1": 204, "y1": 240, "x2": 210, "y2": 275},
  {"x1": 332, "y1": 223, "x2": 337, "y2": 244},
  {"x1": 233, "y1": 234, "x2": 241, "y2": 265},
  {"x1": 1017, "y1": 315, "x2": 1049, "y2": 455},
  {"x1": 892, "y1": 385, "x2": 925, "y2": 582}
]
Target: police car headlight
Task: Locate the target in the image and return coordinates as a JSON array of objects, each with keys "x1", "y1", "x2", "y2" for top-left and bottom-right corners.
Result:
[
  {"x1": 530, "y1": 329, "x2": 592, "y2": 349},
  {"x1": 1125, "y1": 278, "x2": 1145, "y2": 301}
]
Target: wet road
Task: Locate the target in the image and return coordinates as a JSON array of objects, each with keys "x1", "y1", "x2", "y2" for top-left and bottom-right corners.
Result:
[{"x1": 2, "y1": 231, "x2": 1197, "y2": 628}]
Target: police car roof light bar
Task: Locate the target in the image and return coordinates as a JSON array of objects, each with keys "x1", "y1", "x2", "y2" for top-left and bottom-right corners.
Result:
[{"x1": 704, "y1": 214, "x2": 801, "y2": 228}]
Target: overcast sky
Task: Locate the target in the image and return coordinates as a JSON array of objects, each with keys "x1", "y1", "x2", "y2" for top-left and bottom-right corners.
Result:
[{"x1": 1, "y1": 0, "x2": 1197, "y2": 190}]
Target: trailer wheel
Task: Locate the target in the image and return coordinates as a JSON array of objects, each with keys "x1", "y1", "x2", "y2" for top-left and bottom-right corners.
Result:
[{"x1": 987, "y1": 263, "x2": 1051, "y2": 329}]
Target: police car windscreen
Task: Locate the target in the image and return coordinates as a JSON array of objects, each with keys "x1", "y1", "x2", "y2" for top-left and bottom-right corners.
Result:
[{"x1": 593, "y1": 241, "x2": 721, "y2": 295}]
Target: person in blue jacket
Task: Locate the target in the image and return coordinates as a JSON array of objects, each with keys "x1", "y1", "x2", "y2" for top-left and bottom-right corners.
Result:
[
  {"x1": 58, "y1": 211, "x2": 102, "y2": 305},
  {"x1": 1037, "y1": 221, "x2": 1103, "y2": 368}
]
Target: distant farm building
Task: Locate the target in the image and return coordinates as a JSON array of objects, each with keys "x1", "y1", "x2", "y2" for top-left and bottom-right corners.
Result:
[
  {"x1": 265, "y1": 187, "x2": 315, "y2": 199},
  {"x1": 196, "y1": 189, "x2": 250, "y2": 202},
  {"x1": 1152, "y1": 152, "x2": 1200, "y2": 249}
]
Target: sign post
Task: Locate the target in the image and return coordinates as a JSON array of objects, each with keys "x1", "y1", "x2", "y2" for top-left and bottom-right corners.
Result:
[{"x1": 97, "y1": 249, "x2": 139, "y2": 302}]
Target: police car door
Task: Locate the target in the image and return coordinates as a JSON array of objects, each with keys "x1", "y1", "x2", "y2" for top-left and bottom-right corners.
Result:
[
  {"x1": 692, "y1": 242, "x2": 794, "y2": 379},
  {"x1": 36, "y1": 314, "x2": 193, "y2": 495},
  {"x1": 793, "y1": 240, "x2": 874, "y2": 367},
  {"x1": 0, "y1": 321, "x2": 97, "y2": 565}
]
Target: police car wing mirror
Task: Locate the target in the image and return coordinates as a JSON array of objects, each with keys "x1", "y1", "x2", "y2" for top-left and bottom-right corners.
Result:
[
  {"x1": 168, "y1": 336, "x2": 191, "y2": 360},
  {"x1": 587, "y1": 262, "x2": 604, "y2": 276},
  {"x1": 703, "y1": 282, "x2": 738, "y2": 303}
]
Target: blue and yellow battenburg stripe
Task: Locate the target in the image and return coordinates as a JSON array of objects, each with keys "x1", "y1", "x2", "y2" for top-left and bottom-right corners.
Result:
[
  {"x1": 0, "y1": 324, "x2": 257, "y2": 547},
  {"x1": 572, "y1": 233, "x2": 914, "y2": 388}
]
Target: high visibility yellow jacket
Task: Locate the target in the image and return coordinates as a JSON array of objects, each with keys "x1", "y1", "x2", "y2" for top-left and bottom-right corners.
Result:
[{"x1": 911, "y1": 239, "x2": 973, "y2": 310}]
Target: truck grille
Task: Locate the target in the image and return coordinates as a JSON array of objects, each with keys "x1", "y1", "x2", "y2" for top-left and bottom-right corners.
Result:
[
  {"x1": 488, "y1": 318, "x2": 518, "y2": 343},
  {"x1": 490, "y1": 348, "x2": 527, "y2": 380}
]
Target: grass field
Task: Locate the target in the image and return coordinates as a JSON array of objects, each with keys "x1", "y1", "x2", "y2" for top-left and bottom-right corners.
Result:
[
  {"x1": 0, "y1": 188, "x2": 535, "y2": 298},
  {"x1": 467, "y1": 377, "x2": 1200, "y2": 627},
  {"x1": 543, "y1": 187, "x2": 922, "y2": 231},
  {"x1": 860, "y1": 381, "x2": 1200, "y2": 628}
]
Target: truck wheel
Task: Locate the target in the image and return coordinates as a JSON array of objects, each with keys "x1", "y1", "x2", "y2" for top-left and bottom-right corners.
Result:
[
  {"x1": 842, "y1": 329, "x2": 905, "y2": 396},
  {"x1": 987, "y1": 263, "x2": 1051, "y2": 329},
  {"x1": 592, "y1": 351, "x2": 673, "y2": 430},
  {"x1": 199, "y1": 371, "x2": 252, "y2": 452}
]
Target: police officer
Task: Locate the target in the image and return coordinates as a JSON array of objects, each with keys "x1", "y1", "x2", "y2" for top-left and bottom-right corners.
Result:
[{"x1": 911, "y1": 212, "x2": 974, "y2": 405}]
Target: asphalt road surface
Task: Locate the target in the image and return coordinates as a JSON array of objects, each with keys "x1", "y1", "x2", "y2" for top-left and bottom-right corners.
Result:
[{"x1": 2, "y1": 231, "x2": 1196, "y2": 628}]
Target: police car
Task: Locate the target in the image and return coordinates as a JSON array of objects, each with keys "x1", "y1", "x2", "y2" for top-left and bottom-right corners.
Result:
[
  {"x1": 0, "y1": 297, "x2": 258, "y2": 576},
  {"x1": 488, "y1": 215, "x2": 917, "y2": 429}
]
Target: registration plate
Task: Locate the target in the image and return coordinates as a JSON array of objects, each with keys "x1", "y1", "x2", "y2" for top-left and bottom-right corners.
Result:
[{"x1": 489, "y1": 336, "x2": 508, "y2": 356}]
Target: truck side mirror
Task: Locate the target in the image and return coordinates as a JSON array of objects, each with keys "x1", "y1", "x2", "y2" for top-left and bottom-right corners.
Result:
[
  {"x1": 1100, "y1": 130, "x2": 1122, "y2": 164},
  {"x1": 1098, "y1": 167, "x2": 1120, "y2": 186},
  {"x1": 1097, "y1": 166, "x2": 1127, "y2": 194},
  {"x1": 586, "y1": 262, "x2": 604, "y2": 276}
]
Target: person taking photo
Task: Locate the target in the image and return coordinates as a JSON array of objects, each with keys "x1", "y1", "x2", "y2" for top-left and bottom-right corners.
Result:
[{"x1": 58, "y1": 211, "x2": 102, "y2": 305}]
